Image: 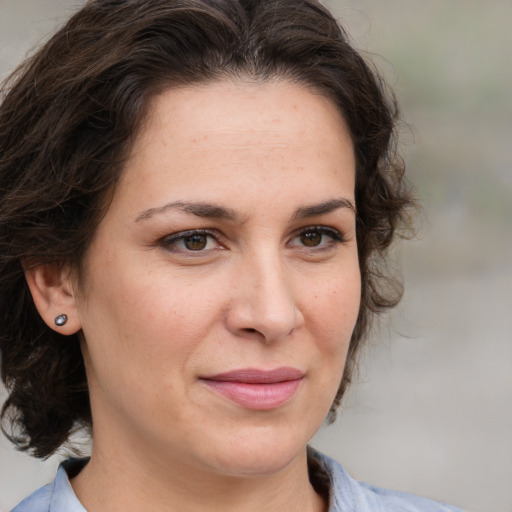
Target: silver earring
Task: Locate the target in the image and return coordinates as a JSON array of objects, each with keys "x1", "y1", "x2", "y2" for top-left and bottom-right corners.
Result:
[{"x1": 55, "y1": 314, "x2": 68, "y2": 326}]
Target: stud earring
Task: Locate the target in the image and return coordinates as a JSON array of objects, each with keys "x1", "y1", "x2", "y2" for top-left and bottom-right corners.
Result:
[{"x1": 54, "y1": 314, "x2": 68, "y2": 327}]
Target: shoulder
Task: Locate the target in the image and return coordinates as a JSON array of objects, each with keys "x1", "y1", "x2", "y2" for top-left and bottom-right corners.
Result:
[
  {"x1": 10, "y1": 484, "x2": 52, "y2": 512},
  {"x1": 10, "y1": 459, "x2": 88, "y2": 512},
  {"x1": 311, "y1": 450, "x2": 466, "y2": 512},
  {"x1": 356, "y1": 481, "x2": 466, "y2": 512}
]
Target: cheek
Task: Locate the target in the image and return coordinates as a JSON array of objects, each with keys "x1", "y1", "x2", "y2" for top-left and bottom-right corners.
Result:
[
  {"x1": 307, "y1": 270, "x2": 361, "y2": 349},
  {"x1": 80, "y1": 258, "x2": 225, "y2": 375},
  {"x1": 77, "y1": 273, "x2": 204, "y2": 418},
  {"x1": 291, "y1": 280, "x2": 359, "y2": 409},
  {"x1": 300, "y1": 270, "x2": 361, "y2": 420}
]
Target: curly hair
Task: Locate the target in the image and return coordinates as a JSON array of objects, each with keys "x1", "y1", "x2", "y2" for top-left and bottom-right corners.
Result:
[{"x1": 0, "y1": 0, "x2": 413, "y2": 458}]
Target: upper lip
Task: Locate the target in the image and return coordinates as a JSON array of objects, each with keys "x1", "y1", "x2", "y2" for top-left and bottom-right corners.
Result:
[{"x1": 202, "y1": 367, "x2": 304, "y2": 384}]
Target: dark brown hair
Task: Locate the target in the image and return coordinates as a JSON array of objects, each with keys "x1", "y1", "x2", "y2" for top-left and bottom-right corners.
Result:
[{"x1": 0, "y1": 0, "x2": 412, "y2": 458}]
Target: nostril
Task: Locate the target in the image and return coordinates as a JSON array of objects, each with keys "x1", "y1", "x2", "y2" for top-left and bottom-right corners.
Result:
[{"x1": 240, "y1": 327, "x2": 267, "y2": 339}]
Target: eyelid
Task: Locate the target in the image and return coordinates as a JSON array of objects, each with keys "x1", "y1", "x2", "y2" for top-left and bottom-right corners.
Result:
[
  {"x1": 157, "y1": 225, "x2": 345, "y2": 254},
  {"x1": 159, "y1": 228, "x2": 224, "y2": 252},
  {"x1": 295, "y1": 225, "x2": 344, "y2": 240},
  {"x1": 289, "y1": 225, "x2": 345, "y2": 248}
]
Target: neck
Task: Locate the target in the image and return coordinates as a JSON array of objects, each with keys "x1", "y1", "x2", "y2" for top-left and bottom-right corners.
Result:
[{"x1": 71, "y1": 441, "x2": 326, "y2": 512}]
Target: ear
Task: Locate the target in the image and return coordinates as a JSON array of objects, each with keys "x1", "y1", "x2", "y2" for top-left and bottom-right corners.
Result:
[{"x1": 24, "y1": 262, "x2": 82, "y2": 335}]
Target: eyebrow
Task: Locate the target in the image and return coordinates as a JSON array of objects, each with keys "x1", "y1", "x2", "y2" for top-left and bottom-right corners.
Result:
[
  {"x1": 292, "y1": 198, "x2": 355, "y2": 219},
  {"x1": 135, "y1": 197, "x2": 355, "y2": 222},
  {"x1": 135, "y1": 201, "x2": 238, "y2": 222}
]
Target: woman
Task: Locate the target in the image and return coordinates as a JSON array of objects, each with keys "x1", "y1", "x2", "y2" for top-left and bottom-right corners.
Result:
[{"x1": 0, "y1": 1, "x2": 464, "y2": 511}]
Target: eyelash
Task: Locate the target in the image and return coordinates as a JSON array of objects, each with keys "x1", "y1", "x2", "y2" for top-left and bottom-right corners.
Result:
[
  {"x1": 159, "y1": 226, "x2": 344, "y2": 254},
  {"x1": 159, "y1": 229, "x2": 221, "y2": 254},
  {"x1": 292, "y1": 226, "x2": 345, "y2": 250}
]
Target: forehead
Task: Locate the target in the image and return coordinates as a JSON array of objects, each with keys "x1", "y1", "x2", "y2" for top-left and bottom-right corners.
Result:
[
  {"x1": 136, "y1": 79, "x2": 351, "y2": 156},
  {"x1": 115, "y1": 79, "x2": 355, "y2": 213},
  {"x1": 147, "y1": 78, "x2": 346, "y2": 126}
]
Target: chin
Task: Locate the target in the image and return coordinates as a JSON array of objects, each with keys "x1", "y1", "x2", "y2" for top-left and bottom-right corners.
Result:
[{"x1": 204, "y1": 430, "x2": 308, "y2": 478}]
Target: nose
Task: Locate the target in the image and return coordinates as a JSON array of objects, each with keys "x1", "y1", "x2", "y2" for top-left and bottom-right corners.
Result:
[{"x1": 225, "y1": 252, "x2": 305, "y2": 343}]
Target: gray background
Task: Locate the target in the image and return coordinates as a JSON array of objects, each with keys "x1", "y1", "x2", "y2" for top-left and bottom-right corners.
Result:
[{"x1": 1, "y1": 1, "x2": 511, "y2": 511}]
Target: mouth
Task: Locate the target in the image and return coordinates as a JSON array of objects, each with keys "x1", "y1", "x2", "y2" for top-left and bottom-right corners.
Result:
[{"x1": 200, "y1": 367, "x2": 304, "y2": 410}]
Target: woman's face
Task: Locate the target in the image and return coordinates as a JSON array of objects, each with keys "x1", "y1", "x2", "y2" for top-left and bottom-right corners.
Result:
[{"x1": 74, "y1": 80, "x2": 360, "y2": 477}]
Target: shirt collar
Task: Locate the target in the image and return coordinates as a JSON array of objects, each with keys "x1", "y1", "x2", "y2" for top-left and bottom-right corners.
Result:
[{"x1": 48, "y1": 459, "x2": 88, "y2": 512}]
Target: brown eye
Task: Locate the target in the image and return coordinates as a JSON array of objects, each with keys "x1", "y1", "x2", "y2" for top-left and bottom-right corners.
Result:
[
  {"x1": 290, "y1": 226, "x2": 344, "y2": 251},
  {"x1": 300, "y1": 231, "x2": 322, "y2": 247},
  {"x1": 160, "y1": 229, "x2": 222, "y2": 254},
  {"x1": 184, "y1": 234, "x2": 208, "y2": 250}
]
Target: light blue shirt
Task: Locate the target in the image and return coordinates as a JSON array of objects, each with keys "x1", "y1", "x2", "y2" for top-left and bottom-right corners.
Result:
[{"x1": 11, "y1": 452, "x2": 465, "y2": 511}]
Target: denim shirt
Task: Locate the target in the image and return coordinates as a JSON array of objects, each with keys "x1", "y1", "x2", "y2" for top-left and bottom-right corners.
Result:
[{"x1": 11, "y1": 451, "x2": 465, "y2": 512}]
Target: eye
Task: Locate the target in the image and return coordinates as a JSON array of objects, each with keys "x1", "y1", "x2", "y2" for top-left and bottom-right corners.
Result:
[
  {"x1": 290, "y1": 226, "x2": 344, "y2": 249},
  {"x1": 182, "y1": 234, "x2": 209, "y2": 251},
  {"x1": 160, "y1": 229, "x2": 222, "y2": 253},
  {"x1": 300, "y1": 230, "x2": 323, "y2": 247}
]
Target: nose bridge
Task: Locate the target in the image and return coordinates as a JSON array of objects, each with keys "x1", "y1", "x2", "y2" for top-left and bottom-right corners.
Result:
[{"x1": 228, "y1": 245, "x2": 303, "y2": 342}]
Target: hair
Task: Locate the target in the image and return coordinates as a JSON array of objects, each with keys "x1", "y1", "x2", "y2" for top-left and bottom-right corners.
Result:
[{"x1": 0, "y1": 0, "x2": 413, "y2": 458}]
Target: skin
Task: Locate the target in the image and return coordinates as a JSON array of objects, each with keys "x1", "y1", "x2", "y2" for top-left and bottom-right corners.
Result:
[{"x1": 27, "y1": 80, "x2": 360, "y2": 512}]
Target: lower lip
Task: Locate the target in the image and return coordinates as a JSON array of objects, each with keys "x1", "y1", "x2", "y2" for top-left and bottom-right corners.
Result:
[{"x1": 202, "y1": 379, "x2": 302, "y2": 410}]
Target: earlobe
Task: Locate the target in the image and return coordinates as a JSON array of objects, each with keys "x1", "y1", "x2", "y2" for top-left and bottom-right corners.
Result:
[{"x1": 23, "y1": 262, "x2": 82, "y2": 335}]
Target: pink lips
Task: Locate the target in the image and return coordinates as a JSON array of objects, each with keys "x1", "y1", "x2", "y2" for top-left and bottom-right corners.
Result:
[{"x1": 201, "y1": 367, "x2": 304, "y2": 410}]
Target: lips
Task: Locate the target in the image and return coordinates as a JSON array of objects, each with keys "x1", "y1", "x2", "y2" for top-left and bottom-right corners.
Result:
[{"x1": 201, "y1": 367, "x2": 304, "y2": 410}]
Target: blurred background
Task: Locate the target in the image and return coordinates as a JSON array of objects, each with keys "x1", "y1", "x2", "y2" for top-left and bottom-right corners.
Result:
[{"x1": 0, "y1": 1, "x2": 511, "y2": 511}]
